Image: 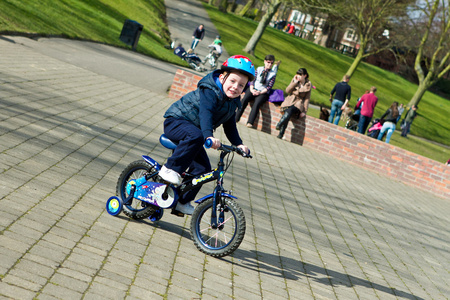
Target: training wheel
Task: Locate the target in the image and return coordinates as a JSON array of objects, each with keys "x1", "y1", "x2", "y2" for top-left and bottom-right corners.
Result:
[
  {"x1": 149, "y1": 208, "x2": 164, "y2": 222},
  {"x1": 106, "y1": 196, "x2": 123, "y2": 216}
]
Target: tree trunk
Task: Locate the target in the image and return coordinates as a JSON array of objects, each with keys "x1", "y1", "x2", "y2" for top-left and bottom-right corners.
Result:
[
  {"x1": 243, "y1": 0, "x2": 281, "y2": 55},
  {"x1": 238, "y1": 0, "x2": 255, "y2": 17},
  {"x1": 346, "y1": 46, "x2": 364, "y2": 77},
  {"x1": 208, "y1": 0, "x2": 214, "y2": 5},
  {"x1": 220, "y1": 0, "x2": 228, "y2": 12},
  {"x1": 408, "y1": 0, "x2": 450, "y2": 108},
  {"x1": 408, "y1": 81, "x2": 429, "y2": 107},
  {"x1": 229, "y1": 0, "x2": 237, "y2": 13}
]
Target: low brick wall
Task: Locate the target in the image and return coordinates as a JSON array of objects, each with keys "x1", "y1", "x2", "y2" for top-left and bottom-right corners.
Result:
[
  {"x1": 168, "y1": 69, "x2": 204, "y2": 100},
  {"x1": 168, "y1": 69, "x2": 450, "y2": 199}
]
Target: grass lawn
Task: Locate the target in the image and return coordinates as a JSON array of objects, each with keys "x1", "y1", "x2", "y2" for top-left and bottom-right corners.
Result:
[
  {"x1": 0, "y1": 0, "x2": 184, "y2": 64},
  {"x1": 0, "y1": 0, "x2": 448, "y2": 163}
]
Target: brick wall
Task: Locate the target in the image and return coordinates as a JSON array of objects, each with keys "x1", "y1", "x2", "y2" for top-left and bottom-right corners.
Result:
[
  {"x1": 168, "y1": 69, "x2": 450, "y2": 199},
  {"x1": 168, "y1": 69, "x2": 203, "y2": 100}
]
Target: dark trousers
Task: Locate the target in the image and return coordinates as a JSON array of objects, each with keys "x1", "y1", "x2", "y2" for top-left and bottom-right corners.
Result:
[
  {"x1": 401, "y1": 122, "x2": 411, "y2": 137},
  {"x1": 235, "y1": 91, "x2": 269, "y2": 124},
  {"x1": 358, "y1": 115, "x2": 372, "y2": 134},
  {"x1": 164, "y1": 118, "x2": 211, "y2": 203},
  {"x1": 277, "y1": 106, "x2": 299, "y2": 138}
]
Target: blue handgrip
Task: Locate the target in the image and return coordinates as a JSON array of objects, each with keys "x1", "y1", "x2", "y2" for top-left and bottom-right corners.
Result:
[{"x1": 204, "y1": 138, "x2": 213, "y2": 149}]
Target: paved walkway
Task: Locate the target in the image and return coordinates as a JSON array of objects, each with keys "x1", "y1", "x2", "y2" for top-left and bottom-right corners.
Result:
[{"x1": 0, "y1": 2, "x2": 449, "y2": 299}]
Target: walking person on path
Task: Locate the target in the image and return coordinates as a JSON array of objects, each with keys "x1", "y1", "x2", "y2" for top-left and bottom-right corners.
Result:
[
  {"x1": 191, "y1": 24, "x2": 205, "y2": 50},
  {"x1": 328, "y1": 75, "x2": 351, "y2": 125},
  {"x1": 357, "y1": 86, "x2": 378, "y2": 134}
]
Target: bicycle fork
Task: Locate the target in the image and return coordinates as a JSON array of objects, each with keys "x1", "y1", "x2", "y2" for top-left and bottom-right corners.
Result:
[{"x1": 210, "y1": 186, "x2": 226, "y2": 230}]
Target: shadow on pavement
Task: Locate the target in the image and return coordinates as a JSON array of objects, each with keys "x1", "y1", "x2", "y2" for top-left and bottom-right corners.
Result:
[{"x1": 228, "y1": 249, "x2": 424, "y2": 300}]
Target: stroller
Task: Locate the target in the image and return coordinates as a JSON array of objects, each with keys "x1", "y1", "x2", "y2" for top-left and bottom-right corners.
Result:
[{"x1": 367, "y1": 118, "x2": 383, "y2": 139}]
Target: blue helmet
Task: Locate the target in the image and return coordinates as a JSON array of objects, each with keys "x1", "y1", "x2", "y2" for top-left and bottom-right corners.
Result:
[{"x1": 221, "y1": 55, "x2": 255, "y2": 81}]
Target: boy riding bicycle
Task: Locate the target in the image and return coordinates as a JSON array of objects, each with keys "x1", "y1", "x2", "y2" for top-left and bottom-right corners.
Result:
[{"x1": 159, "y1": 55, "x2": 254, "y2": 215}]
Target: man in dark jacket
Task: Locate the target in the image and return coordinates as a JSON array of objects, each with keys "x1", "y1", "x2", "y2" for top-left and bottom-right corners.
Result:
[
  {"x1": 191, "y1": 24, "x2": 205, "y2": 50},
  {"x1": 329, "y1": 75, "x2": 351, "y2": 125}
]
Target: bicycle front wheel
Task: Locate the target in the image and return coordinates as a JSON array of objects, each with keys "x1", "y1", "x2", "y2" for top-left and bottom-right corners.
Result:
[{"x1": 190, "y1": 197, "x2": 246, "y2": 257}]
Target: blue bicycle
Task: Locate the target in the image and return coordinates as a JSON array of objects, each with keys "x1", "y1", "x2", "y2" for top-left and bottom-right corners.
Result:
[{"x1": 106, "y1": 135, "x2": 252, "y2": 257}]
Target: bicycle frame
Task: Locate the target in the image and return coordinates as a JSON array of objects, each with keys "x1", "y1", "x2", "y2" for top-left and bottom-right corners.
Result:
[
  {"x1": 178, "y1": 148, "x2": 234, "y2": 228},
  {"x1": 142, "y1": 146, "x2": 236, "y2": 214}
]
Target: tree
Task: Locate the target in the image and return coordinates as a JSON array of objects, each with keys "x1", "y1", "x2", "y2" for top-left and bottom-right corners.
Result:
[
  {"x1": 239, "y1": 0, "x2": 257, "y2": 17},
  {"x1": 299, "y1": 0, "x2": 413, "y2": 77},
  {"x1": 243, "y1": 0, "x2": 282, "y2": 55},
  {"x1": 407, "y1": 0, "x2": 450, "y2": 107}
]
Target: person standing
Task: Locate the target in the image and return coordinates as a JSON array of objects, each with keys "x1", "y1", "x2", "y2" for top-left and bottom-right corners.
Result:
[
  {"x1": 357, "y1": 86, "x2": 378, "y2": 134},
  {"x1": 235, "y1": 54, "x2": 277, "y2": 127},
  {"x1": 285, "y1": 23, "x2": 291, "y2": 32},
  {"x1": 377, "y1": 102, "x2": 399, "y2": 143},
  {"x1": 276, "y1": 68, "x2": 311, "y2": 139},
  {"x1": 288, "y1": 22, "x2": 296, "y2": 34},
  {"x1": 191, "y1": 24, "x2": 205, "y2": 50},
  {"x1": 400, "y1": 105, "x2": 418, "y2": 137},
  {"x1": 397, "y1": 103, "x2": 405, "y2": 122},
  {"x1": 328, "y1": 75, "x2": 351, "y2": 125}
]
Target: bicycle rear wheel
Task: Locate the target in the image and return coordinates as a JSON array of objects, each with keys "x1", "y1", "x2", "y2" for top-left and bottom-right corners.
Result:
[
  {"x1": 116, "y1": 160, "x2": 157, "y2": 219},
  {"x1": 190, "y1": 197, "x2": 246, "y2": 257}
]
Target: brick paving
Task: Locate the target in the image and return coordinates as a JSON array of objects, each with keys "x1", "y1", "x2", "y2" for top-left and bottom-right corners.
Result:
[{"x1": 0, "y1": 36, "x2": 449, "y2": 300}]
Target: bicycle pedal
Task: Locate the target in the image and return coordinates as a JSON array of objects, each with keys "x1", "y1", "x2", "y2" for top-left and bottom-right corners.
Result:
[{"x1": 171, "y1": 209, "x2": 185, "y2": 217}]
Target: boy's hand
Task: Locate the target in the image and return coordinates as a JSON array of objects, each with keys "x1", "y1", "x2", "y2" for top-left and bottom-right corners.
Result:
[
  {"x1": 237, "y1": 144, "x2": 249, "y2": 155},
  {"x1": 207, "y1": 137, "x2": 221, "y2": 149}
]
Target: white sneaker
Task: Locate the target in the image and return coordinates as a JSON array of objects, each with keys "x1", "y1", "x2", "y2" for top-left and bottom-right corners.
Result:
[
  {"x1": 159, "y1": 165, "x2": 182, "y2": 185},
  {"x1": 175, "y1": 202, "x2": 195, "y2": 215}
]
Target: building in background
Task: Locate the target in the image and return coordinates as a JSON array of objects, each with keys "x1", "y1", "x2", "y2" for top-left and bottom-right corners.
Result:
[{"x1": 273, "y1": 8, "x2": 360, "y2": 57}]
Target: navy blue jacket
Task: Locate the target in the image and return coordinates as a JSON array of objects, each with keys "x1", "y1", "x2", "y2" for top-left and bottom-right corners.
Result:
[
  {"x1": 193, "y1": 27, "x2": 205, "y2": 40},
  {"x1": 164, "y1": 71, "x2": 243, "y2": 145},
  {"x1": 331, "y1": 81, "x2": 351, "y2": 102}
]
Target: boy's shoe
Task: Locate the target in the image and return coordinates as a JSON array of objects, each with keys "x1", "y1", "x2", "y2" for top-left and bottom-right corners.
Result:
[
  {"x1": 159, "y1": 165, "x2": 182, "y2": 186},
  {"x1": 246, "y1": 123, "x2": 253, "y2": 128},
  {"x1": 175, "y1": 202, "x2": 195, "y2": 215}
]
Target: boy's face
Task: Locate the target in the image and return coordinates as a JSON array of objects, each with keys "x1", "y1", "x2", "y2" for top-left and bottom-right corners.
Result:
[
  {"x1": 264, "y1": 60, "x2": 274, "y2": 69},
  {"x1": 220, "y1": 72, "x2": 248, "y2": 98}
]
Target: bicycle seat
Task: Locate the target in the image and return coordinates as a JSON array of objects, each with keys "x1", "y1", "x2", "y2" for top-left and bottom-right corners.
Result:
[{"x1": 159, "y1": 134, "x2": 177, "y2": 150}]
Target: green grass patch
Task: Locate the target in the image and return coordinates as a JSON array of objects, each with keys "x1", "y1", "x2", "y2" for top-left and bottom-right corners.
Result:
[{"x1": 0, "y1": 0, "x2": 185, "y2": 64}]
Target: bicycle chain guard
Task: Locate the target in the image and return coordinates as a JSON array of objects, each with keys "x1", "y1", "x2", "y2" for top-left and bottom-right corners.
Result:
[{"x1": 126, "y1": 178, "x2": 177, "y2": 208}]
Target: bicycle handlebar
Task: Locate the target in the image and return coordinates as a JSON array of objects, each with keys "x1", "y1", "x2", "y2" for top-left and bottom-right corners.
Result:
[{"x1": 204, "y1": 139, "x2": 252, "y2": 158}]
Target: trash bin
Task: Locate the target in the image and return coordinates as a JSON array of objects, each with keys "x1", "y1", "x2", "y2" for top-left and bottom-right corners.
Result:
[{"x1": 119, "y1": 19, "x2": 143, "y2": 50}]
